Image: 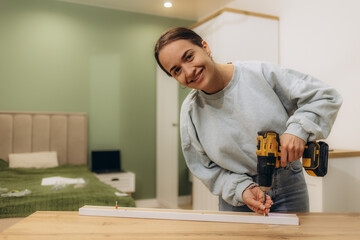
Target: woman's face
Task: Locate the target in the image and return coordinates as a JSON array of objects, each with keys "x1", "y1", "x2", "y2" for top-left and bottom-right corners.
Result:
[{"x1": 158, "y1": 39, "x2": 215, "y2": 91}]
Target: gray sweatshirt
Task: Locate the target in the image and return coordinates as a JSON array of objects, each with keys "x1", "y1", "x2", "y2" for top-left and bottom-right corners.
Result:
[{"x1": 180, "y1": 61, "x2": 342, "y2": 206}]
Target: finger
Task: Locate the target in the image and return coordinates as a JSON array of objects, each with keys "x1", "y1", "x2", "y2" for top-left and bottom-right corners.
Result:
[
  {"x1": 246, "y1": 198, "x2": 265, "y2": 212},
  {"x1": 288, "y1": 148, "x2": 295, "y2": 163},
  {"x1": 248, "y1": 205, "x2": 262, "y2": 214},
  {"x1": 260, "y1": 197, "x2": 273, "y2": 211},
  {"x1": 256, "y1": 190, "x2": 266, "y2": 203},
  {"x1": 261, "y1": 193, "x2": 271, "y2": 204},
  {"x1": 264, "y1": 200, "x2": 273, "y2": 209},
  {"x1": 252, "y1": 206, "x2": 267, "y2": 215},
  {"x1": 296, "y1": 145, "x2": 304, "y2": 160},
  {"x1": 264, "y1": 208, "x2": 271, "y2": 215},
  {"x1": 281, "y1": 147, "x2": 287, "y2": 167},
  {"x1": 264, "y1": 195, "x2": 273, "y2": 208},
  {"x1": 265, "y1": 195, "x2": 272, "y2": 204},
  {"x1": 245, "y1": 203, "x2": 259, "y2": 214}
]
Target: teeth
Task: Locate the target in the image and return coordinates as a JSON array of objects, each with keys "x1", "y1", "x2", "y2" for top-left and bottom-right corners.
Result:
[
  {"x1": 192, "y1": 75, "x2": 200, "y2": 82},
  {"x1": 189, "y1": 68, "x2": 203, "y2": 84}
]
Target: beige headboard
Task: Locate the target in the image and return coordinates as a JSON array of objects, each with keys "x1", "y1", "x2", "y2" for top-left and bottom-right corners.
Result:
[{"x1": 0, "y1": 111, "x2": 87, "y2": 165}]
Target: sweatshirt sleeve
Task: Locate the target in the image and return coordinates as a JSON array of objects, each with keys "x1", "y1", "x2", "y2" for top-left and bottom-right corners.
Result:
[
  {"x1": 260, "y1": 62, "x2": 343, "y2": 142},
  {"x1": 180, "y1": 102, "x2": 254, "y2": 206}
]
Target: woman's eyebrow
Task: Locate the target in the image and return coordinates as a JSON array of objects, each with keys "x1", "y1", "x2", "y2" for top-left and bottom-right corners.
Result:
[{"x1": 169, "y1": 49, "x2": 191, "y2": 74}]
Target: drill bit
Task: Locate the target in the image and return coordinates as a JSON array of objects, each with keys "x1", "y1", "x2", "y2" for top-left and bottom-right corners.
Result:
[{"x1": 263, "y1": 191, "x2": 268, "y2": 216}]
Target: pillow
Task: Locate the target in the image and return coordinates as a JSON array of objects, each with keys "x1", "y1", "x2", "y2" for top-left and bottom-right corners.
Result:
[{"x1": 9, "y1": 151, "x2": 59, "y2": 169}]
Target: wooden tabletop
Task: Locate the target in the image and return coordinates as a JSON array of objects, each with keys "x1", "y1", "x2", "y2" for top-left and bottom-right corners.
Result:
[{"x1": 0, "y1": 211, "x2": 359, "y2": 239}]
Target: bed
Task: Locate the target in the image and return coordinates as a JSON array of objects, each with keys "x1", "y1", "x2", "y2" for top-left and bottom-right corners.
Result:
[{"x1": 0, "y1": 111, "x2": 135, "y2": 219}]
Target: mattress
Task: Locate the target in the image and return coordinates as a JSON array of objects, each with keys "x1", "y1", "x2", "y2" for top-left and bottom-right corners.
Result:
[{"x1": 0, "y1": 159, "x2": 135, "y2": 218}]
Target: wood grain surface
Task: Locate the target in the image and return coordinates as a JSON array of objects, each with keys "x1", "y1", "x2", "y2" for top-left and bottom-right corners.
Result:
[{"x1": 0, "y1": 211, "x2": 359, "y2": 239}]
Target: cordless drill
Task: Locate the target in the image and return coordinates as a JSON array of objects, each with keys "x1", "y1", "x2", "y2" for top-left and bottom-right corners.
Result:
[{"x1": 256, "y1": 131, "x2": 329, "y2": 215}]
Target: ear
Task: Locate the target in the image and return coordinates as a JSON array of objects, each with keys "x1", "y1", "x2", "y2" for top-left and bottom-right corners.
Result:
[{"x1": 201, "y1": 40, "x2": 212, "y2": 56}]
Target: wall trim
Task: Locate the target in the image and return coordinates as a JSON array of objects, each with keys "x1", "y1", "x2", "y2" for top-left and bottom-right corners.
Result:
[{"x1": 190, "y1": 7, "x2": 279, "y2": 29}]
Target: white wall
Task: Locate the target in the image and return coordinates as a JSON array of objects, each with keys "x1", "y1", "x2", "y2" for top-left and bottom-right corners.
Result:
[{"x1": 226, "y1": 0, "x2": 360, "y2": 150}]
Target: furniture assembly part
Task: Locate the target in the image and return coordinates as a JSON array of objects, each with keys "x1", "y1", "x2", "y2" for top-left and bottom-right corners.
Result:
[{"x1": 79, "y1": 205, "x2": 299, "y2": 225}]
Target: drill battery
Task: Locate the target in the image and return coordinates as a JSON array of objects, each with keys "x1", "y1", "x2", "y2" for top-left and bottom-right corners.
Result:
[{"x1": 302, "y1": 141, "x2": 329, "y2": 177}]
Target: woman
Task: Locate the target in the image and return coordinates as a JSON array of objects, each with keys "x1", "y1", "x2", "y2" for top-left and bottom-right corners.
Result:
[{"x1": 154, "y1": 27, "x2": 342, "y2": 214}]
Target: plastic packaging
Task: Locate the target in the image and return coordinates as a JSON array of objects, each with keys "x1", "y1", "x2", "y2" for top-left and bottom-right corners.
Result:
[{"x1": 115, "y1": 191, "x2": 128, "y2": 197}]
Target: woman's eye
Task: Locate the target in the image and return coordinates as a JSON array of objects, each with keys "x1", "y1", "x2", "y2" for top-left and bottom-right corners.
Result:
[
  {"x1": 174, "y1": 67, "x2": 181, "y2": 75},
  {"x1": 186, "y1": 54, "x2": 193, "y2": 61}
]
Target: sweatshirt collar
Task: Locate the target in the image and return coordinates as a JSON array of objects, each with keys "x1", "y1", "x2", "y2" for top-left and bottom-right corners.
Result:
[{"x1": 199, "y1": 62, "x2": 239, "y2": 100}]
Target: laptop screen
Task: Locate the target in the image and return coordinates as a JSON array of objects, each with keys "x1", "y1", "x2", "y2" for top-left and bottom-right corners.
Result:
[{"x1": 91, "y1": 150, "x2": 121, "y2": 173}]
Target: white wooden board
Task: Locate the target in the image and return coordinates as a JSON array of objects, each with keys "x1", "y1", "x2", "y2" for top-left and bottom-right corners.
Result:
[{"x1": 79, "y1": 205, "x2": 299, "y2": 226}]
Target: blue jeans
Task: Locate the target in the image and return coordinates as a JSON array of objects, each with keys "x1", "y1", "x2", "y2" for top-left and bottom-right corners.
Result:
[{"x1": 219, "y1": 160, "x2": 309, "y2": 212}]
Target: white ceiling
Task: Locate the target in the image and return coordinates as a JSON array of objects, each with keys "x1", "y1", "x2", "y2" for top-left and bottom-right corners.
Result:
[{"x1": 58, "y1": 0, "x2": 234, "y2": 21}]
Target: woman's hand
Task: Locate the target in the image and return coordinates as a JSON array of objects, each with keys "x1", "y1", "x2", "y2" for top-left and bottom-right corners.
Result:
[
  {"x1": 279, "y1": 133, "x2": 306, "y2": 167},
  {"x1": 242, "y1": 186, "x2": 273, "y2": 214}
]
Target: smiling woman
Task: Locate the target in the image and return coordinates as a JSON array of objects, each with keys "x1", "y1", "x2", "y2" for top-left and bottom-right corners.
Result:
[{"x1": 154, "y1": 27, "x2": 342, "y2": 214}]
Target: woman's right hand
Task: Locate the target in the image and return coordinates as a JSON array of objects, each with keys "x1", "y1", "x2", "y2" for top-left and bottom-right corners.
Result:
[{"x1": 242, "y1": 186, "x2": 273, "y2": 214}]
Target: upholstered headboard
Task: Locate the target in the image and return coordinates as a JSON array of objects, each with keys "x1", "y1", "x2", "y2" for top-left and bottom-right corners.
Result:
[{"x1": 0, "y1": 111, "x2": 87, "y2": 164}]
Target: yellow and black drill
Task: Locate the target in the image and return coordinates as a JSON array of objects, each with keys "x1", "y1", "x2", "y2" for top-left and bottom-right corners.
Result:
[{"x1": 256, "y1": 131, "x2": 328, "y2": 215}]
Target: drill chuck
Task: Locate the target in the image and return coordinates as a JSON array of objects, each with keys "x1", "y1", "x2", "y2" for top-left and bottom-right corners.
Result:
[{"x1": 257, "y1": 155, "x2": 275, "y2": 189}]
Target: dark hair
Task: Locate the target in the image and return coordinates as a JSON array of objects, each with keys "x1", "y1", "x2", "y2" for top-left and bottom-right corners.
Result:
[{"x1": 154, "y1": 27, "x2": 203, "y2": 76}]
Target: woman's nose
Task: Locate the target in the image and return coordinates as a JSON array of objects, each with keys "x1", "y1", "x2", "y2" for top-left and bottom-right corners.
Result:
[{"x1": 183, "y1": 65, "x2": 195, "y2": 79}]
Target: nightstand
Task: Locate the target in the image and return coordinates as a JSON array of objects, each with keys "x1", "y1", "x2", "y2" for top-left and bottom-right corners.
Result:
[{"x1": 94, "y1": 172, "x2": 135, "y2": 194}]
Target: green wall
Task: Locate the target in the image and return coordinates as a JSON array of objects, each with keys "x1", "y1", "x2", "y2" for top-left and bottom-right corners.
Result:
[{"x1": 0, "y1": 0, "x2": 194, "y2": 200}]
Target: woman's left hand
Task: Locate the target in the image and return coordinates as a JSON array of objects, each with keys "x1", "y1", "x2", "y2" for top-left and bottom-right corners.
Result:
[
  {"x1": 279, "y1": 133, "x2": 306, "y2": 167},
  {"x1": 242, "y1": 186, "x2": 273, "y2": 214}
]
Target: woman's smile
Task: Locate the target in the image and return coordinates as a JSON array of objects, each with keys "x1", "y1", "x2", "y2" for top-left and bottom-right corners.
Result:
[{"x1": 188, "y1": 67, "x2": 204, "y2": 85}]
